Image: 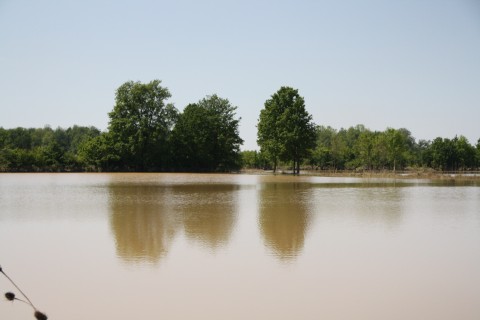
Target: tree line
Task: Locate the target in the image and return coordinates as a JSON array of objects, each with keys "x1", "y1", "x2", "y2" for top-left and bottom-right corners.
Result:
[
  {"x1": 0, "y1": 125, "x2": 101, "y2": 172},
  {"x1": 243, "y1": 125, "x2": 480, "y2": 172},
  {"x1": 1, "y1": 80, "x2": 479, "y2": 172},
  {"x1": 1, "y1": 80, "x2": 243, "y2": 172}
]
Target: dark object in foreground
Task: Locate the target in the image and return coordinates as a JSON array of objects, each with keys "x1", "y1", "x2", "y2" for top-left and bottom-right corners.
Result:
[
  {"x1": 1, "y1": 264, "x2": 48, "y2": 319},
  {"x1": 35, "y1": 311, "x2": 48, "y2": 320},
  {"x1": 5, "y1": 291, "x2": 15, "y2": 301}
]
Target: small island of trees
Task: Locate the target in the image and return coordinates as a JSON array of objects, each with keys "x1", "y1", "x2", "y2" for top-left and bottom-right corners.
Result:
[{"x1": 1, "y1": 79, "x2": 479, "y2": 173}]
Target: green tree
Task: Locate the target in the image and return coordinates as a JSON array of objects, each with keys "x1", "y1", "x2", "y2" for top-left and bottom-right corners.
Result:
[
  {"x1": 453, "y1": 136, "x2": 476, "y2": 170},
  {"x1": 171, "y1": 103, "x2": 211, "y2": 170},
  {"x1": 333, "y1": 126, "x2": 367, "y2": 169},
  {"x1": 0, "y1": 128, "x2": 6, "y2": 147},
  {"x1": 279, "y1": 95, "x2": 317, "y2": 174},
  {"x1": 171, "y1": 95, "x2": 243, "y2": 172},
  {"x1": 476, "y1": 139, "x2": 480, "y2": 168},
  {"x1": 429, "y1": 137, "x2": 456, "y2": 171},
  {"x1": 383, "y1": 128, "x2": 411, "y2": 172},
  {"x1": 40, "y1": 141, "x2": 64, "y2": 170},
  {"x1": 427, "y1": 136, "x2": 478, "y2": 171},
  {"x1": 257, "y1": 87, "x2": 316, "y2": 174},
  {"x1": 77, "y1": 133, "x2": 120, "y2": 171},
  {"x1": 257, "y1": 98, "x2": 283, "y2": 172},
  {"x1": 309, "y1": 126, "x2": 336, "y2": 169},
  {"x1": 0, "y1": 125, "x2": 103, "y2": 172},
  {"x1": 330, "y1": 130, "x2": 348, "y2": 170},
  {"x1": 108, "y1": 80, "x2": 178, "y2": 171},
  {"x1": 241, "y1": 150, "x2": 268, "y2": 169},
  {"x1": 416, "y1": 139, "x2": 432, "y2": 168},
  {"x1": 0, "y1": 148, "x2": 35, "y2": 171},
  {"x1": 62, "y1": 126, "x2": 101, "y2": 170},
  {"x1": 353, "y1": 129, "x2": 376, "y2": 170},
  {"x1": 5, "y1": 127, "x2": 32, "y2": 149}
]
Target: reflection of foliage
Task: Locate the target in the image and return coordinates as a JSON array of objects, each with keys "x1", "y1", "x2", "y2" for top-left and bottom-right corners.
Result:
[
  {"x1": 109, "y1": 186, "x2": 178, "y2": 264},
  {"x1": 179, "y1": 186, "x2": 237, "y2": 249},
  {"x1": 355, "y1": 187, "x2": 404, "y2": 227},
  {"x1": 259, "y1": 183, "x2": 310, "y2": 261},
  {"x1": 110, "y1": 208, "x2": 178, "y2": 264},
  {"x1": 109, "y1": 183, "x2": 238, "y2": 264}
]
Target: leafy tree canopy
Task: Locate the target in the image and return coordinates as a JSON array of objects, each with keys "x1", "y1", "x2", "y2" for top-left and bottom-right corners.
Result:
[
  {"x1": 171, "y1": 95, "x2": 243, "y2": 172},
  {"x1": 108, "y1": 80, "x2": 178, "y2": 171},
  {"x1": 257, "y1": 86, "x2": 316, "y2": 173}
]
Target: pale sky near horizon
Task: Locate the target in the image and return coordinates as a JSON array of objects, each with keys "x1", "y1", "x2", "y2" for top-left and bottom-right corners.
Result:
[{"x1": 1, "y1": 0, "x2": 479, "y2": 150}]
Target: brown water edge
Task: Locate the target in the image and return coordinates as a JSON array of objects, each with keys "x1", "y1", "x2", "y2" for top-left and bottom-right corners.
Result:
[
  {"x1": 3, "y1": 169, "x2": 480, "y2": 181},
  {"x1": 241, "y1": 168, "x2": 480, "y2": 181}
]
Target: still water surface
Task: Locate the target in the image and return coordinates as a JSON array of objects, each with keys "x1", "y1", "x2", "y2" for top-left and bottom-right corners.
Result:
[{"x1": 1, "y1": 173, "x2": 479, "y2": 319}]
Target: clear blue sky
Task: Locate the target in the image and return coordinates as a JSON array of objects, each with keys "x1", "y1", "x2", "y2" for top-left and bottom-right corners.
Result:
[{"x1": 1, "y1": 0, "x2": 479, "y2": 150}]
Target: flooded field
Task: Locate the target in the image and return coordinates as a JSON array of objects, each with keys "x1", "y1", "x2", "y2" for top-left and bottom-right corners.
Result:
[{"x1": 1, "y1": 173, "x2": 479, "y2": 319}]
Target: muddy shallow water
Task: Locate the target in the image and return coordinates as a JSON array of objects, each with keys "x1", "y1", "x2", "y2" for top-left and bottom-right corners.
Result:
[{"x1": 1, "y1": 173, "x2": 479, "y2": 320}]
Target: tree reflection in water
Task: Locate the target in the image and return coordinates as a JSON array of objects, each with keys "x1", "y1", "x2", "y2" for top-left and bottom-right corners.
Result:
[
  {"x1": 176, "y1": 184, "x2": 238, "y2": 250},
  {"x1": 109, "y1": 185, "x2": 179, "y2": 264},
  {"x1": 258, "y1": 182, "x2": 312, "y2": 261},
  {"x1": 109, "y1": 183, "x2": 238, "y2": 264}
]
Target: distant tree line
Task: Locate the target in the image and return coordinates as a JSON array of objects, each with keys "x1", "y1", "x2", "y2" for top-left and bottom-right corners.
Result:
[
  {"x1": 1, "y1": 80, "x2": 243, "y2": 172},
  {"x1": 0, "y1": 125, "x2": 100, "y2": 172},
  {"x1": 243, "y1": 124, "x2": 480, "y2": 172},
  {"x1": 1, "y1": 80, "x2": 479, "y2": 172}
]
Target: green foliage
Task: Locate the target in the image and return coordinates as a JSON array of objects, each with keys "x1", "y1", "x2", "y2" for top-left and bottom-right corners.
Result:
[
  {"x1": 414, "y1": 139, "x2": 430, "y2": 167},
  {"x1": 476, "y1": 139, "x2": 480, "y2": 167},
  {"x1": 454, "y1": 136, "x2": 476, "y2": 170},
  {"x1": 352, "y1": 130, "x2": 377, "y2": 170},
  {"x1": 240, "y1": 150, "x2": 268, "y2": 169},
  {"x1": 383, "y1": 128, "x2": 410, "y2": 171},
  {"x1": 0, "y1": 126, "x2": 101, "y2": 172},
  {"x1": 307, "y1": 125, "x2": 479, "y2": 172},
  {"x1": 108, "y1": 80, "x2": 178, "y2": 171},
  {"x1": 170, "y1": 95, "x2": 243, "y2": 172},
  {"x1": 257, "y1": 97, "x2": 283, "y2": 171},
  {"x1": 429, "y1": 137, "x2": 454, "y2": 170},
  {"x1": 0, "y1": 81, "x2": 244, "y2": 173},
  {"x1": 1, "y1": 80, "x2": 478, "y2": 173},
  {"x1": 309, "y1": 126, "x2": 335, "y2": 169},
  {"x1": 427, "y1": 136, "x2": 477, "y2": 171},
  {"x1": 257, "y1": 87, "x2": 316, "y2": 173},
  {"x1": 77, "y1": 133, "x2": 119, "y2": 171}
]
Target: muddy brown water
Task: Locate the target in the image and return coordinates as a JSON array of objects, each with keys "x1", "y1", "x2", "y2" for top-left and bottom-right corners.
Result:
[{"x1": 1, "y1": 173, "x2": 479, "y2": 319}]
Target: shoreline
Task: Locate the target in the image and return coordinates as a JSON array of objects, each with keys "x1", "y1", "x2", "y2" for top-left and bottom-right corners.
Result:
[
  {"x1": 240, "y1": 169, "x2": 480, "y2": 180},
  {"x1": 2, "y1": 169, "x2": 480, "y2": 181}
]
